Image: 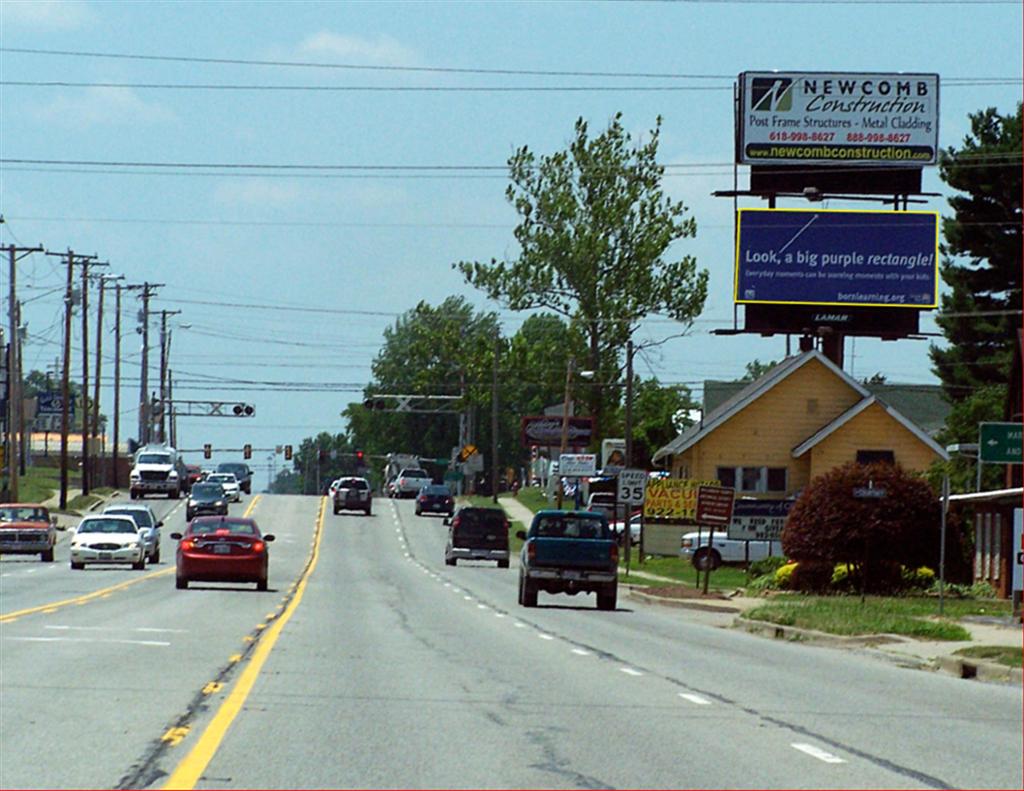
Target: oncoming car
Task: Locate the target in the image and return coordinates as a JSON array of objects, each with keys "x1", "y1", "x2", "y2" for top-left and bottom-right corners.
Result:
[
  {"x1": 206, "y1": 473, "x2": 241, "y2": 503},
  {"x1": 69, "y1": 515, "x2": 146, "y2": 570},
  {"x1": 171, "y1": 516, "x2": 275, "y2": 591},
  {"x1": 102, "y1": 504, "x2": 163, "y2": 564}
]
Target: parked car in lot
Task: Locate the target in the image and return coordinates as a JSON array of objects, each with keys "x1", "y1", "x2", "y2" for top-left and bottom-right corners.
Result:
[
  {"x1": 103, "y1": 503, "x2": 163, "y2": 564},
  {"x1": 516, "y1": 510, "x2": 618, "y2": 610},
  {"x1": 69, "y1": 515, "x2": 146, "y2": 570},
  {"x1": 333, "y1": 477, "x2": 372, "y2": 515},
  {"x1": 415, "y1": 484, "x2": 454, "y2": 517},
  {"x1": 609, "y1": 511, "x2": 642, "y2": 547},
  {"x1": 186, "y1": 482, "x2": 229, "y2": 521},
  {"x1": 171, "y1": 516, "x2": 275, "y2": 590},
  {"x1": 217, "y1": 462, "x2": 253, "y2": 495},
  {"x1": 0, "y1": 503, "x2": 59, "y2": 562},
  {"x1": 396, "y1": 468, "x2": 431, "y2": 498},
  {"x1": 444, "y1": 506, "x2": 509, "y2": 567},
  {"x1": 680, "y1": 530, "x2": 783, "y2": 570},
  {"x1": 585, "y1": 491, "x2": 618, "y2": 521},
  {"x1": 206, "y1": 472, "x2": 241, "y2": 502}
]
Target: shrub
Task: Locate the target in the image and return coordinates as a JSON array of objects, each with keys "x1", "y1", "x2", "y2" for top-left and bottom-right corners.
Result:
[
  {"x1": 746, "y1": 573, "x2": 777, "y2": 594},
  {"x1": 782, "y1": 462, "x2": 954, "y2": 594},
  {"x1": 789, "y1": 559, "x2": 834, "y2": 593},
  {"x1": 749, "y1": 556, "x2": 789, "y2": 578},
  {"x1": 775, "y1": 562, "x2": 799, "y2": 589},
  {"x1": 901, "y1": 565, "x2": 936, "y2": 590}
]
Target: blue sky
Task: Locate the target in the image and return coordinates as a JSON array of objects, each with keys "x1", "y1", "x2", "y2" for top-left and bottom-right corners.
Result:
[{"x1": 1, "y1": 0, "x2": 1021, "y2": 485}]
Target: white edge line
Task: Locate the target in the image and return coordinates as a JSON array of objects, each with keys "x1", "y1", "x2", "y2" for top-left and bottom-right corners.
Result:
[{"x1": 791, "y1": 743, "x2": 846, "y2": 764}]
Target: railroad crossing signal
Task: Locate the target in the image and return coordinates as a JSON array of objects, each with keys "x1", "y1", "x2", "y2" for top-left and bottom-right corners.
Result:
[
  {"x1": 203, "y1": 443, "x2": 212, "y2": 459},
  {"x1": 233, "y1": 403, "x2": 255, "y2": 417},
  {"x1": 243, "y1": 443, "x2": 252, "y2": 460}
]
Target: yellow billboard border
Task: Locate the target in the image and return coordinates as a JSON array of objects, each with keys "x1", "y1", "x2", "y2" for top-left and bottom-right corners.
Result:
[{"x1": 733, "y1": 207, "x2": 940, "y2": 309}]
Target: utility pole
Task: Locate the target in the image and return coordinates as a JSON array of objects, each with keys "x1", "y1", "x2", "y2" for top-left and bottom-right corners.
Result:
[
  {"x1": 137, "y1": 283, "x2": 163, "y2": 445},
  {"x1": 16, "y1": 301, "x2": 26, "y2": 476},
  {"x1": 47, "y1": 249, "x2": 98, "y2": 509},
  {"x1": 4, "y1": 243, "x2": 43, "y2": 501},
  {"x1": 93, "y1": 273, "x2": 122, "y2": 488},
  {"x1": 491, "y1": 336, "x2": 500, "y2": 504},
  {"x1": 79, "y1": 257, "x2": 108, "y2": 495},
  {"x1": 168, "y1": 369, "x2": 176, "y2": 447},
  {"x1": 556, "y1": 356, "x2": 575, "y2": 509},
  {"x1": 623, "y1": 339, "x2": 635, "y2": 568},
  {"x1": 158, "y1": 309, "x2": 181, "y2": 443}
]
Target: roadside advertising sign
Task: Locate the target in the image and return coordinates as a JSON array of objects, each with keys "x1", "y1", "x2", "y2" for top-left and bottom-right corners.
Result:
[
  {"x1": 601, "y1": 438, "x2": 626, "y2": 474},
  {"x1": 737, "y1": 72, "x2": 940, "y2": 166},
  {"x1": 558, "y1": 453, "x2": 597, "y2": 478},
  {"x1": 520, "y1": 415, "x2": 593, "y2": 447},
  {"x1": 736, "y1": 209, "x2": 938, "y2": 309},
  {"x1": 978, "y1": 422, "x2": 1023, "y2": 464},
  {"x1": 642, "y1": 478, "x2": 719, "y2": 520},
  {"x1": 727, "y1": 499, "x2": 794, "y2": 541},
  {"x1": 617, "y1": 469, "x2": 648, "y2": 505},
  {"x1": 695, "y1": 485, "x2": 736, "y2": 526},
  {"x1": 37, "y1": 390, "x2": 73, "y2": 416}
]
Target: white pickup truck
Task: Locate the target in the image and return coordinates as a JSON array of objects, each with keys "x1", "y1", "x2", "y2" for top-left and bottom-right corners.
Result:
[{"x1": 679, "y1": 530, "x2": 782, "y2": 571}]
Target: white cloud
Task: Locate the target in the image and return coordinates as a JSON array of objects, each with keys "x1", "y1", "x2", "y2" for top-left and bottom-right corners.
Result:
[
  {"x1": 297, "y1": 31, "x2": 417, "y2": 66},
  {"x1": 2, "y1": 0, "x2": 93, "y2": 29},
  {"x1": 31, "y1": 86, "x2": 176, "y2": 127}
]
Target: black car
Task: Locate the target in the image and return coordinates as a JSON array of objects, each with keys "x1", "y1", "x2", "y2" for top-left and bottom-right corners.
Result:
[
  {"x1": 444, "y1": 506, "x2": 510, "y2": 567},
  {"x1": 415, "y1": 484, "x2": 455, "y2": 517},
  {"x1": 333, "y1": 477, "x2": 372, "y2": 516},
  {"x1": 217, "y1": 462, "x2": 253, "y2": 495},
  {"x1": 186, "y1": 482, "x2": 229, "y2": 521}
]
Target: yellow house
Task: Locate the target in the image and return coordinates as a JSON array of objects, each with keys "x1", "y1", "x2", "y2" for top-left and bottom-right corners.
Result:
[{"x1": 652, "y1": 350, "x2": 947, "y2": 496}]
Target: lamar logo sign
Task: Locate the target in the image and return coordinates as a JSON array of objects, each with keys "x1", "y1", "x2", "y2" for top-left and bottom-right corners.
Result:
[
  {"x1": 751, "y1": 77, "x2": 793, "y2": 112},
  {"x1": 520, "y1": 416, "x2": 593, "y2": 448}
]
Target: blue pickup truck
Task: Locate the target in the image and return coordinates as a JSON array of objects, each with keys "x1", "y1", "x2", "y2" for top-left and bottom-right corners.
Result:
[{"x1": 516, "y1": 510, "x2": 619, "y2": 610}]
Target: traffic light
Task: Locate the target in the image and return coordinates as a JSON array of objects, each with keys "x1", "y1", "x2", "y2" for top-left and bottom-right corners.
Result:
[
  {"x1": 355, "y1": 449, "x2": 365, "y2": 467},
  {"x1": 362, "y1": 397, "x2": 386, "y2": 410},
  {"x1": 232, "y1": 403, "x2": 255, "y2": 417},
  {"x1": 243, "y1": 443, "x2": 252, "y2": 460},
  {"x1": 284, "y1": 445, "x2": 293, "y2": 461},
  {"x1": 203, "y1": 443, "x2": 212, "y2": 460}
]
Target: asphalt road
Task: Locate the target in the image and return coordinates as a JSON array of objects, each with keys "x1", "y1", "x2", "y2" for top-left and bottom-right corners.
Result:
[{"x1": 1, "y1": 494, "x2": 1020, "y2": 790}]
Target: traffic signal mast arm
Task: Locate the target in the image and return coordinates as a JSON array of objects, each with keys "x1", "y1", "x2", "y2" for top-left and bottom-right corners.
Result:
[
  {"x1": 168, "y1": 401, "x2": 255, "y2": 417},
  {"x1": 361, "y1": 394, "x2": 461, "y2": 414}
]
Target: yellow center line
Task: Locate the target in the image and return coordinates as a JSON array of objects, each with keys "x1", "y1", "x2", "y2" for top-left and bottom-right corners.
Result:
[
  {"x1": 0, "y1": 566, "x2": 175, "y2": 623},
  {"x1": 162, "y1": 497, "x2": 326, "y2": 790}
]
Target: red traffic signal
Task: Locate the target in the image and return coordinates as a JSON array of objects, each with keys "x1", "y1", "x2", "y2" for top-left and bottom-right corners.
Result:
[{"x1": 355, "y1": 449, "x2": 365, "y2": 461}]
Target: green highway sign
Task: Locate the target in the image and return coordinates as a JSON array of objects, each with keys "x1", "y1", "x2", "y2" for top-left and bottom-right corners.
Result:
[
  {"x1": 979, "y1": 422, "x2": 1023, "y2": 464},
  {"x1": 443, "y1": 470, "x2": 464, "y2": 482}
]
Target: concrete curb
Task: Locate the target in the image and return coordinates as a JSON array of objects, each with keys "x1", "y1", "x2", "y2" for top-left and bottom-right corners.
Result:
[
  {"x1": 626, "y1": 586, "x2": 742, "y2": 614},
  {"x1": 935, "y1": 655, "x2": 1023, "y2": 685}
]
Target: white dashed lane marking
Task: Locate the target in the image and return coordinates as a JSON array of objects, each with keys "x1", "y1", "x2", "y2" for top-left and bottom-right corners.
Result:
[
  {"x1": 791, "y1": 744, "x2": 846, "y2": 764},
  {"x1": 571, "y1": 648, "x2": 591, "y2": 656},
  {"x1": 678, "y1": 693, "x2": 711, "y2": 705},
  {"x1": 619, "y1": 667, "x2": 643, "y2": 676}
]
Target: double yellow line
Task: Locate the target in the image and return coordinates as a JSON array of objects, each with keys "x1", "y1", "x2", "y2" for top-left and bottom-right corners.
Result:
[
  {"x1": 162, "y1": 496, "x2": 326, "y2": 790},
  {"x1": 0, "y1": 496, "x2": 263, "y2": 624}
]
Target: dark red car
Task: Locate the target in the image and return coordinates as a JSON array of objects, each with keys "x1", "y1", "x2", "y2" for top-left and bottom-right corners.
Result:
[
  {"x1": 184, "y1": 464, "x2": 204, "y2": 492},
  {"x1": 170, "y1": 516, "x2": 275, "y2": 591}
]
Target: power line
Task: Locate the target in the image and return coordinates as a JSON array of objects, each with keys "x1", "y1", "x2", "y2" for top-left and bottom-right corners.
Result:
[{"x1": 2, "y1": 80, "x2": 740, "y2": 92}]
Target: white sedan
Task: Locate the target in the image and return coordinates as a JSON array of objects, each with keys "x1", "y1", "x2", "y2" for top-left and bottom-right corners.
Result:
[
  {"x1": 206, "y1": 473, "x2": 242, "y2": 502},
  {"x1": 69, "y1": 515, "x2": 146, "y2": 570}
]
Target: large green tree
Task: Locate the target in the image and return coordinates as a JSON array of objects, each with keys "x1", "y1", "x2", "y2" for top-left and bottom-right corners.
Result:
[
  {"x1": 930, "y1": 104, "x2": 1021, "y2": 403},
  {"x1": 456, "y1": 113, "x2": 708, "y2": 442}
]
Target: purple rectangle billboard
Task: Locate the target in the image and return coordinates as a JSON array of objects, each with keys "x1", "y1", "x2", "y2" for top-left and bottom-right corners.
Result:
[{"x1": 735, "y1": 209, "x2": 938, "y2": 308}]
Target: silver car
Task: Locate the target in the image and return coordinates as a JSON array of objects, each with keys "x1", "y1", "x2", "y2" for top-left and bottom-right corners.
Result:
[{"x1": 103, "y1": 504, "x2": 163, "y2": 564}]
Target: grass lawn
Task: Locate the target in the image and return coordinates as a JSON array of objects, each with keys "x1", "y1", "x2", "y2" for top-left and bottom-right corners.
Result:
[
  {"x1": 15, "y1": 466, "x2": 63, "y2": 504},
  {"x1": 514, "y1": 486, "x2": 574, "y2": 514},
  {"x1": 620, "y1": 554, "x2": 749, "y2": 591},
  {"x1": 743, "y1": 595, "x2": 1013, "y2": 641},
  {"x1": 954, "y1": 645, "x2": 1023, "y2": 668}
]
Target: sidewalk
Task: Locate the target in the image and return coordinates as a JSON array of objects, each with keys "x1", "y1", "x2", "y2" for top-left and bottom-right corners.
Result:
[{"x1": 495, "y1": 492, "x2": 1022, "y2": 683}]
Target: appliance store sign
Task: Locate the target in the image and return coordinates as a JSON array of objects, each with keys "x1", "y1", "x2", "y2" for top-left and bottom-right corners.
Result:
[{"x1": 738, "y1": 71, "x2": 939, "y2": 166}]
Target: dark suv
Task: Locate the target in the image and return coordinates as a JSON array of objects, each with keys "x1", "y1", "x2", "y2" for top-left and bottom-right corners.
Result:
[
  {"x1": 217, "y1": 462, "x2": 252, "y2": 495},
  {"x1": 333, "y1": 477, "x2": 372, "y2": 516},
  {"x1": 444, "y1": 507, "x2": 510, "y2": 568}
]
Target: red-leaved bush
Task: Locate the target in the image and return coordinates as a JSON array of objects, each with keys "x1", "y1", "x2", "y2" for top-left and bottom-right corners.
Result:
[{"x1": 781, "y1": 462, "x2": 946, "y2": 594}]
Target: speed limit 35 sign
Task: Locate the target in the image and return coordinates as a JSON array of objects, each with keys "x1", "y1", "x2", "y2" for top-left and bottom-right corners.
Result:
[{"x1": 617, "y1": 468, "x2": 648, "y2": 505}]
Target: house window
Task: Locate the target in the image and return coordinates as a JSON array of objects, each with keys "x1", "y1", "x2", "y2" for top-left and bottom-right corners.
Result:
[
  {"x1": 740, "y1": 467, "x2": 762, "y2": 491},
  {"x1": 857, "y1": 450, "x2": 895, "y2": 465},
  {"x1": 766, "y1": 468, "x2": 787, "y2": 492},
  {"x1": 717, "y1": 466, "x2": 789, "y2": 493}
]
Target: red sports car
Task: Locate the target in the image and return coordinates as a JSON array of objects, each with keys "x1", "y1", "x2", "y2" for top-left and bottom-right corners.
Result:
[{"x1": 171, "y1": 516, "x2": 275, "y2": 591}]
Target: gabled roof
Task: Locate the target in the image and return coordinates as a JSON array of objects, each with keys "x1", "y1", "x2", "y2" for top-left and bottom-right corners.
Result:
[
  {"x1": 652, "y1": 350, "x2": 868, "y2": 463},
  {"x1": 791, "y1": 396, "x2": 949, "y2": 460}
]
